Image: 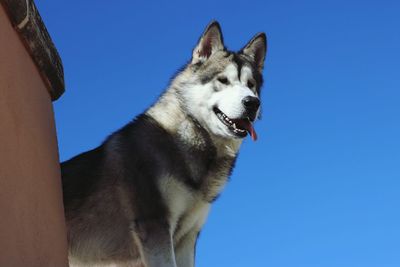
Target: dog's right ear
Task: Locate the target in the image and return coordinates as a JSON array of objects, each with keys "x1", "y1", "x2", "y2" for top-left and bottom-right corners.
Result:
[{"x1": 192, "y1": 21, "x2": 224, "y2": 64}]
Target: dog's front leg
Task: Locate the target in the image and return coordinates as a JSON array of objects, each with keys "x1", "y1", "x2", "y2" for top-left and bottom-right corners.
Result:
[
  {"x1": 132, "y1": 219, "x2": 177, "y2": 267},
  {"x1": 174, "y1": 230, "x2": 200, "y2": 267}
]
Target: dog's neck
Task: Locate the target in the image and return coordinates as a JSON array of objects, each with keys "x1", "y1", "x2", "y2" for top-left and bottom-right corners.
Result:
[{"x1": 146, "y1": 88, "x2": 242, "y2": 158}]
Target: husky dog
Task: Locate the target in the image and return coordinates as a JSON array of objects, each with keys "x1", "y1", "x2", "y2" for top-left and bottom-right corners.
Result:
[{"x1": 62, "y1": 21, "x2": 267, "y2": 267}]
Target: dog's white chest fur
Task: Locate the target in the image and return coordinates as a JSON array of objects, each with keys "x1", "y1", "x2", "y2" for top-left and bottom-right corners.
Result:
[{"x1": 159, "y1": 176, "x2": 210, "y2": 242}]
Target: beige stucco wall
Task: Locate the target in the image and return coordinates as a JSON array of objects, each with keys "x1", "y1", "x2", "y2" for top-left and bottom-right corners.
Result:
[{"x1": 0, "y1": 6, "x2": 68, "y2": 267}]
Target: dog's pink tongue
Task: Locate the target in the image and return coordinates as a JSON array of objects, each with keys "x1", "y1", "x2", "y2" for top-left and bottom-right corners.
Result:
[{"x1": 241, "y1": 120, "x2": 258, "y2": 141}]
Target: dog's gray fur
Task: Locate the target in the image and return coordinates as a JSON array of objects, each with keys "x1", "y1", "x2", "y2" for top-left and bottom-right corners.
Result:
[{"x1": 61, "y1": 21, "x2": 267, "y2": 267}]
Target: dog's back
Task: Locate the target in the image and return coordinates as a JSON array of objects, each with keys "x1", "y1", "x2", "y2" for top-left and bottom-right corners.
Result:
[{"x1": 62, "y1": 115, "x2": 171, "y2": 265}]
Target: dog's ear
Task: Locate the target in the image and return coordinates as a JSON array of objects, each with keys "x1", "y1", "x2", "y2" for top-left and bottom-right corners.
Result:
[
  {"x1": 192, "y1": 21, "x2": 224, "y2": 64},
  {"x1": 241, "y1": 33, "x2": 267, "y2": 72}
]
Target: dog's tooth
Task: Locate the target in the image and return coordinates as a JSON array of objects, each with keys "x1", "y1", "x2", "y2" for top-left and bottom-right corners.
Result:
[{"x1": 233, "y1": 123, "x2": 237, "y2": 129}]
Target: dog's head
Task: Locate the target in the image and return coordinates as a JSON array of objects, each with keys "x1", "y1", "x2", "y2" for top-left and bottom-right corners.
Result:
[{"x1": 176, "y1": 21, "x2": 267, "y2": 141}]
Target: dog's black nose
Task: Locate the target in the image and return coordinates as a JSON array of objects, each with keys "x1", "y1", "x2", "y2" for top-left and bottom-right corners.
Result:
[{"x1": 242, "y1": 96, "x2": 260, "y2": 111}]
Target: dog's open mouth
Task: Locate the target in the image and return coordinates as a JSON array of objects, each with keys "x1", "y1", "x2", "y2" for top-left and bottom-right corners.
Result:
[{"x1": 213, "y1": 107, "x2": 258, "y2": 141}]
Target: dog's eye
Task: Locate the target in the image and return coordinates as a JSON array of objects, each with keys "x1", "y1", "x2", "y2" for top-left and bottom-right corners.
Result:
[
  {"x1": 217, "y1": 77, "x2": 229, "y2": 85},
  {"x1": 247, "y1": 80, "x2": 255, "y2": 88}
]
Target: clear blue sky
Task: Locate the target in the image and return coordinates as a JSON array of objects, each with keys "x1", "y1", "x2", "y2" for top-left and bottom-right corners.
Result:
[{"x1": 36, "y1": 1, "x2": 400, "y2": 266}]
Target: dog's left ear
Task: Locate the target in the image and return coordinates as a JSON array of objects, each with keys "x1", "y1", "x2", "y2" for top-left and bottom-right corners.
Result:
[
  {"x1": 241, "y1": 33, "x2": 267, "y2": 72},
  {"x1": 192, "y1": 21, "x2": 224, "y2": 64}
]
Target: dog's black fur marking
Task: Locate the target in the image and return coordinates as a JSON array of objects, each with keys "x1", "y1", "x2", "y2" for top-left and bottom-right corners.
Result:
[{"x1": 198, "y1": 50, "x2": 263, "y2": 95}]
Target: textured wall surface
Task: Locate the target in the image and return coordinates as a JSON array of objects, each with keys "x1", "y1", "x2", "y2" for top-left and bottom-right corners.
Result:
[
  {"x1": 0, "y1": 5, "x2": 68, "y2": 266},
  {"x1": 1, "y1": 0, "x2": 65, "y2": 100}
]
